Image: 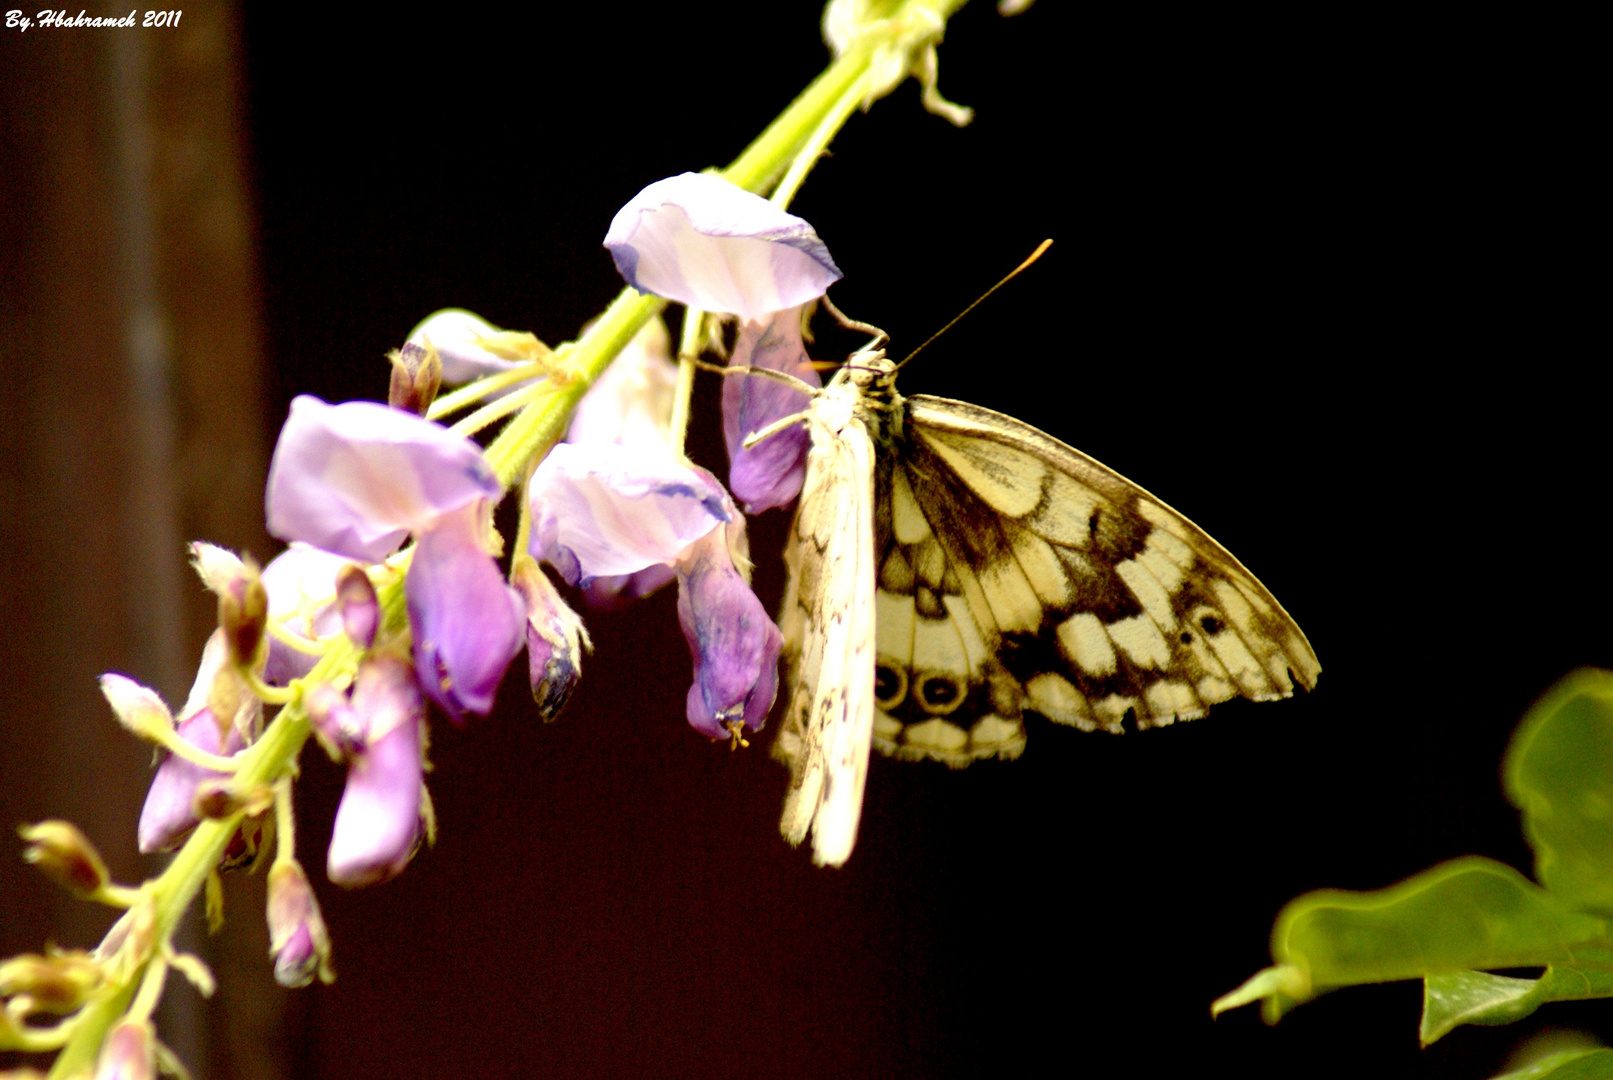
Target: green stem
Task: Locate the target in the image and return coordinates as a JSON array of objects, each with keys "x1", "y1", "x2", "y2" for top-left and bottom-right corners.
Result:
[
  {"x1": 770, "y1": 66, "x2": 875, "y2": 211},
  {"x1": 722, "y1": 37, "x2": 875, "y2": 193}
]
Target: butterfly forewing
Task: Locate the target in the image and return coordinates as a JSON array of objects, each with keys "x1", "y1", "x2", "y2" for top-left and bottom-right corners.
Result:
[{"x1": 775, "y1": 391, "x2": 879, "y2": 867}]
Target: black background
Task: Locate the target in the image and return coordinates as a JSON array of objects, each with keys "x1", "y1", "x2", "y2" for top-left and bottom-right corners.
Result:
[{"x1": 30, "y1": 3, "x2": 1610, "y2": 1078}]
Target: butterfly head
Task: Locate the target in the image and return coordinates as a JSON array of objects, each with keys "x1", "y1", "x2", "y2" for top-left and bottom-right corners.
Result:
[{"x1": 833, "y1": 345, "x2": 898, "y2": 399}]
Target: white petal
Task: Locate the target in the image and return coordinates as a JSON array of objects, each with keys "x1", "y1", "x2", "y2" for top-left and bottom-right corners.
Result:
[{"x1": 604, "y1": 173, "x2": 841, "y2": 320}]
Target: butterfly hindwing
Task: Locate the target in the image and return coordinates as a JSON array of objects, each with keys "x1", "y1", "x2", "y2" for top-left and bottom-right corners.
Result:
[
  {"x1": 890, "y1": 394, "x2": 1320, "y2": 738},
  {"x1": 775, "y1": 393, "x2": 878, "y2": 867},
  {"x1": 869, "y1": 450, "x2": 1029, "y2": 765}
]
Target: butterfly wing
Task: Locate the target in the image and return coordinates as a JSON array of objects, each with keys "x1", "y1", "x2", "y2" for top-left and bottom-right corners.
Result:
[
  {"x1": 774, "y1": 396, "x2": 878, "y2": 867},
  {"x1": 865, "y1": 393, "x2": 1320, "y2": 760}
]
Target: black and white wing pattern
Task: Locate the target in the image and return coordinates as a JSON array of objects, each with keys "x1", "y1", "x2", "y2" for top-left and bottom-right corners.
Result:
[
  {"x1": 871, "y1": 394, "x2": 1320, "y2": 763},
  {"x1": 774, "y1": 388, "x2": 879, "y2": 869},
  {"x1": 774, "y1": 365, "x2": 1320, "y2": 868}
]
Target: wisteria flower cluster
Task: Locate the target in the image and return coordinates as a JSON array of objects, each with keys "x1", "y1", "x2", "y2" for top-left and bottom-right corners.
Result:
[{"x1": 0, "y1": 2, "x2": 983, "y2": 1074}]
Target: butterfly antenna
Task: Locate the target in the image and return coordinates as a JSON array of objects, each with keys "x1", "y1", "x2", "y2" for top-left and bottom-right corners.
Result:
[{"x1": 896, "y1": 239, "x2": 1053, "y2": 370}]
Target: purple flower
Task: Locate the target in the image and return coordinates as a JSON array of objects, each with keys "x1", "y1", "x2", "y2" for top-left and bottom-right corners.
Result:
[
  {"x1": 265, "y1": 395, "x2": 500, "y2": 563},
  {"x1": 326, "y1": 655, "x2": 427, "y2": 887},
  {"x1": 266, "y1": 859, "x2": 334, "y2": 986},
  {"x1": 675, "y1": 526, "x2": 783, "y2": 739},
  {"x1": 604, "y1": 173, "x2": 841, "y2": 321},
  {"x1": 407, "y1": 504, "x2": 526, "y2": 721},
  {"x1": 265, "y1": 396, "x2": 525, "y2": 720},
  {"x1": 722, "y1": 305, "x2": 822, "y2": 512},
  {"x1": 527, "y1": 444, "x2": 781, "y2": 738},
  {"x1": 135, "y1": 633, "x2": 253, "y2": 854}
]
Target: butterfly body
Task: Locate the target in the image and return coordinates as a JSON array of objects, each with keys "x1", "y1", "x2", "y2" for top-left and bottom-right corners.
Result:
[{"x1": 774, "y1": 347, "x2": 1320, "y2": 866}]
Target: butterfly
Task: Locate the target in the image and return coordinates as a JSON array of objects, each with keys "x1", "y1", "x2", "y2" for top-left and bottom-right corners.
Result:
[{"x1": 771, "y1": 332, "x2": 1320, "y2": 868}]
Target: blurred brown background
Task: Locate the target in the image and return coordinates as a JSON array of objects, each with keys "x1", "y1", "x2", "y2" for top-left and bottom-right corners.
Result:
[{"x1": 1, "y1": 3, "x2": 1603, "y2": 1078}]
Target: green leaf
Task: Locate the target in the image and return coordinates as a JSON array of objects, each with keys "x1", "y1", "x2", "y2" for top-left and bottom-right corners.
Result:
[
  {"x1": 1421, "y1": 948, "x2": 1613, "y2": 1046},
  {"x1": 1491, "y1": 1048, "x2": 1613, "y2": 1080},
  {"x1": 1421, "y1": 970, "x2": 1542, "y2": 1045},
  {"x1": 1505, "y1": 669, "x2": 1613, "y2": 913},
  {"x1": 1274, "y1": 857, "x2": 1609, "y2": 985},
  {"x1": 1218, "y1": 857, "x2": 1612, "y2": 1020}
]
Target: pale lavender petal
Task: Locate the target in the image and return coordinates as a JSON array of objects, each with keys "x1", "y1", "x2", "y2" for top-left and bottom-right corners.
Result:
[
  {"x1": 265, "y1": 396, "x2": 500, "y2": 562},
  {"x1": 675, "y1": 528, "x2": 783, "y2": 739},
  {"x1": 565, "y1": 315, "x2": 676, "y2": 451},
  {"x1": 407, "y1": 504, "x2": 526, "y2": 722},
  {"x1": 327, "y1": 657, "x2": 426, "y2": 887},
  {"x1": 408, "y1": 308, "x2": 525, "y2": 385},
  {"x1": 604, "y1": 173, "x2": 841, "y2": 320},
  {"x1": 722, "y1": 307, "x2": 820, "y2": 513},
  {"x1": 137, "y1": 706, "x2": 247, "y2": 854},
  {"x1": 528, "y1": 443, "x2": 731, "y2": 584},
  {"x1": 260, "y1": 543, "x2": 348, "y2": 685}
]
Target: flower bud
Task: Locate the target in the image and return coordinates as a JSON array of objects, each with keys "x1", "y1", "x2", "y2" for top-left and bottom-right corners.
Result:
[
  {"x1": 192, "y1": 780, "x2": 272, "y2": 821},
  {"x1": 511, "y1": 557, "x2": 589, "y2": 721},
  {"x1": 407, "y1": 308, "x2": 548, "y2": 385},
  {"x1": 0, "y1": 950, "x2": 102, "y2": 1015},
  {"x1": 266, "y1": 860, "x2": 334, "y2": 987},
  {"x1": 19, "y1": 821, "x2": 109, "y2": 898},
  {"x1": 335, "y1": 564, "x2": 380, "y2": 649},
  {"x1": 94, "y1": 896, "x2": 156, "y2": 974},
  {"x1": 218, "y1": 556, "x2": 269, "y2": 670},
  {"x1": 189, "y1": 540, "x2": 247, "y2": 595},
  {"x1": 97, "y1": 674, "x2": 174, "y2": 744},
  {"x1": 94, "y1": 1019, "x2": 154, "y2": 1080},
  {"x1": 388, "y1": 340, "x2": 443, "y2": 416}
]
